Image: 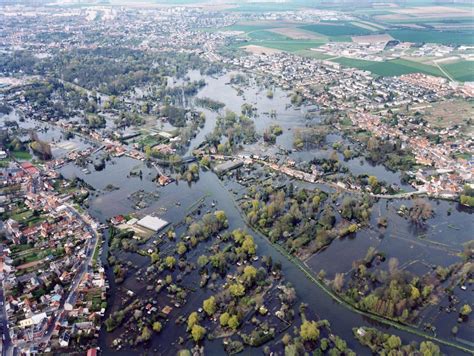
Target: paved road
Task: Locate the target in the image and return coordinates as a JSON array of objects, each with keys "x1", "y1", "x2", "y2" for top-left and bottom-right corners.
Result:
[{"x1": 205, "y1": 153, "x2": 427, "y2": 199}]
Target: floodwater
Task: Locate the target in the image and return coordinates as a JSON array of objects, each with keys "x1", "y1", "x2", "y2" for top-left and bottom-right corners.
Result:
[{"x1": 2, "y1": 69, "x2": 472, "y2": 354}]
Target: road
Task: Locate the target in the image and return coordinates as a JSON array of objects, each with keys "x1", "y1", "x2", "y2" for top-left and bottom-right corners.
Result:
[
  {"x1": 432, "y1": 60, "x2": 455, "y2": 82},
  {"x1": 204, "y1": 153, "x2": 427, "y2": 199}
]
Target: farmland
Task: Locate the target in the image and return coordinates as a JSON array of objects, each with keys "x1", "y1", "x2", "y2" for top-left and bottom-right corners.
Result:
[
  {"x1": 234, "y1": 27, "x2": 326, "y2": 52},
  {"x1": 388, "y1": 29, "x2": 474, "y2": 46},
  {"x1": 221, "y1": 23, "x2": 283, "y2": 33},
  {"x1": 439, "y1": 60, "x2": 474, "y2": 82},
  {"x1": 294, "y1": 49, "x2": 333, "y2": 60},
  {"x1": 331, "y1": 57, "x2": 446, "y2": 77},
  {"x1": 248, "y1": 30, "x2": 291, "y2": 42},
  {"x1": 268, "y1": 27, "x2": 325, "y2": 40},
  {"x1": 242, "y1": 45, "x2": 282, "y2": 55},
  {"x1": 300, "y1": 22, "x2": 374, "y2": 37}
]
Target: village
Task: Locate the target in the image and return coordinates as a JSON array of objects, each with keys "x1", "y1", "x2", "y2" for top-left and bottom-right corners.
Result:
[
  {"x1": 222, "y1": 52, "x2": 472, "y2": 198},
  {"x1": 0, "y1": 157, "x2": 106, "y2": 354}
]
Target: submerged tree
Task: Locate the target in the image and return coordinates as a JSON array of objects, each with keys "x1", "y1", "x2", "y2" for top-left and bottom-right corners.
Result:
[{"x1": 409, "y1": 199, "x2": 433, "y2": 224}]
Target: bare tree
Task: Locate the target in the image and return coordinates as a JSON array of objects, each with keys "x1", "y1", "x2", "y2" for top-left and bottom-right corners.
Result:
[
  {"x1": 409, "y1": 199, "x2": 433, "y2": 224},
  {"x1": 333, "y1": 273, "x2": 344, "y2": 292},
  {"x1": 388, "y1": 257, "x2": 399, "y2": 275}
]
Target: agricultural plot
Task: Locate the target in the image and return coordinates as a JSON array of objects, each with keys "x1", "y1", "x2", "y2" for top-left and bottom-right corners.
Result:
[
  {"x1": 242, "y1": 45, "x2": 282, "y2": 55},
  {"x1": 353, "y1": 19, "x2": 388, "y2": 30},
  {"x1": 241, "y1": 29, "x2": 326, "y2": 52},
  {"x1": 351, "y1": 33, "x2": 394, "y2": 44},
  {"x1": 268, "y1": 27, "x2": 326, "y2": 40},
  {"x1": 248, "y1": 30, "x2": 291, "y2": 41},
  {"x1": 439, "y1": 60, "x2": 474, "y2": 82},
  {"x1": 350, "y1": 21, "x2": 379, "y2": 31},
  {"x1": 388, "y1": 29, "x2": 474, "y2": 45},
  {"x1": 221, "y1": 23, "x2": 283, "y2": 33},
  {"x1": 300, "y1": 22, "x2": 374, "y2": 37},
  {"x1": 221, "y1": 22, "x2": 329, "y2": 53},
  {"x1": 294, "y1": 49, "x2": 333, "y2": 60},
  {"x1": 331, "y1": 57, "x2": 446, "y2": 77}
]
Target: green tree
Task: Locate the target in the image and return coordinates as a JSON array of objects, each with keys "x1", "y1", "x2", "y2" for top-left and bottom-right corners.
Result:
[
  {"x1": 191, "y1": 324, "x2": 206, "y2": 342},
  {"x1": 187, "y1": 312, "x2": 199, "y2": 331},
  {"x1": 197, "y1": 255, "x2": 208, "y2": 267},
  {"x1": 164, "y1": 256, "x2": 176, "y2": 269},
  {"x1": 242, "y1": 265, "x2": 257, "y2": 284},
  {"x1": 201, "y1": 156, "x2": 210, "y2": 168},
  {"x1": 150, "y1": 252, "x2": 159, "y2": 263},
  {"x1": 343, "y1": 149, "x2": 352, "y2": 160},
  {"x1": 460, "y1": 195, "x2": 474, "y2": 207},
  {"x1": 460, "y1": 304, "x2": 472, "y2": 316},
  {"x1": 386, "y1": 335, "x2": 401, "y2": 350},
  {"x1": 215, "y1": 210, "x2": 227, "y2": 227},
  {"x1": 153, "y1": 321, "x2": 162, "y2": 333},
  {"x1": 220, "y1": 312, "x2": 230, "y2": 327},
  {"x1": 300, "y1": 320, "x2": 319, "y2": 341},
  {"x1": 189, "y1": 163, "x2": 199, "y2": 175},
  {"x1": 410, "y1": 285, "x2": 420, "y2": 300},
  {"x1": 241, "y1": 236, "x2": 256, "y2": 255},
  {"x1": 368, "y1": 175, "x2": 378, "y2": 188},
  {"x1": 177, "y1": 242, "x2": 187, "y2": 255},
  {"x1": 419, "y1": 341, "x2": 441, "y2": 356},
  {"x1": 312, "y1": 195, "x2": 321, "y2": 207},
  {"x1": 229, "y1": 283, "x2": 245, "y2": 298},
  {"x1": 228, "y1": 315, "x2": 239, "y2": 330},
  {"x1": 203, "y1": 296, "x2": 216, "y2": 316},
  {"x1": 140, "y1": 326, "x2": 152, "y2": 342}
]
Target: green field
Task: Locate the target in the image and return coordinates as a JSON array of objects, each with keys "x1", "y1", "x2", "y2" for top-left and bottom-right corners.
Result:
[
  {"x1": 222, "y1": 24, "x2": 283, "y2": 33},
  {"x1": 332, "y1": 57, "x2": 445, "y2": 77},
  {"x1": 300, "y1": 22, "x2": 374, "y2": 37},
  {"x1": 388, "y1": 29, "x2": 474, "y2": 45},
  {"x1": 230, "y1": 22, "x2": 366, "y2": 53},
  {"x1": 295, "y1": 50, "x2": 333, "y2": 60},
  {"x1": 248, "y1": 30, "x2": 291, "y2": 41},
  {"x1": 238, "y1": 29, "x2": 326, "y2": 52},
  {"x1": 440, "y1": 61, "x2": 474, "y2": 82},
  {"x1": 12, "y1": 150, "x2": 32, "y2": 160}
]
